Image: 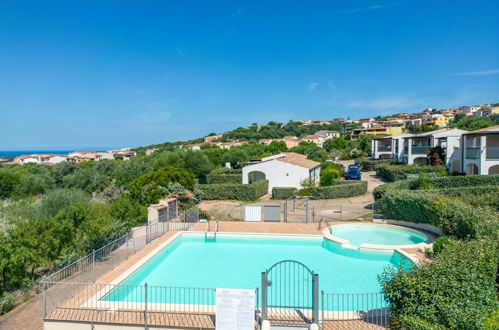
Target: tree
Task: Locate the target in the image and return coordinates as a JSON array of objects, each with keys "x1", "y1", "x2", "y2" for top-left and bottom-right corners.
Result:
[
  {"x1": 128, "y1": 167, "x2": 195, "y2": 205},
  {"x1": 0, "y1": 171, "x2": 19, "y2": 199}
]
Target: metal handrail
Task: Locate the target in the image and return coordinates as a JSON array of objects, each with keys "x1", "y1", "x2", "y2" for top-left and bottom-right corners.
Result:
[
  {"x1": 205, "y1": 219, "x2": 218, "y2": 240},
  {"x1": 317, "y1": 218, "x2": 333, "y2": 232}
]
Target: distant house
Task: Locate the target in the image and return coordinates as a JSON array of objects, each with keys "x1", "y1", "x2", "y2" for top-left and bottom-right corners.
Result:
[
  {"x1": 473, "y1": 107, "x2": 499, "y2": 117},
  {"x1": 146, "y1": 148, "x2": 160, "y2": 156},
  {"x1": 14, "y1": 154, "x2": 67, "y2": 165},
  {"x1": 462, "y1": 125, "x2": 499, "y2": 175},
  {"x1": 301, "y1": 135, "x2": 323, "y2": 147},
  {"x1": 68, "y1": 151, "x2": 102, "y2": 162},
  {"x1": 242, "y1": 152, "x2": 321, "y2": 192},
  {"x1": 461, "y1": 105, "x2": 482, "y2": 114},
  {"x1": 315, "y1": 130, "x2": 340, "y2": 140},
  {"x1": 282, "y1": 136, "x2": 300, "y2": 148},
  {"x1": 204, "y1": 134, "x2": 223, "y2": 143},
  {"x1": 422, "y1": 114, "x2": 449, "y2": 127}
]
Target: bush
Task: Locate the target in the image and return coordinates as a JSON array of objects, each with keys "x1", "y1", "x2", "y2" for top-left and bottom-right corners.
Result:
[
  {"x1": 272, "y1": 187, "x2": 297, "y2": 200},
  {"x1": 375, "y1": 164, "x2": 448, "y2": 182},
  {"x1": 381, "y1": 239, "x2": 497, "y2": 329},
  {"x1": 206, "y1": 168, "x2": 242, "y2": 184},
  {"x1": 359, "y1": 158, "x2": 398, "y2": 171},
  {"x1": 303, "y1": 180, "x2": 367, "y2": 199},
  {"x1": 195, "y1": 180, "x2": 268, "y2": 201},
  {"x1": 431, "y1": 236, "x2": 455, "y2": 256},
  {"x1": 379, "y1": 190, "x2": 498, "y2": 238},
  {"x1": 128, "y1": 167, "x2": 196, "y2": 205}
]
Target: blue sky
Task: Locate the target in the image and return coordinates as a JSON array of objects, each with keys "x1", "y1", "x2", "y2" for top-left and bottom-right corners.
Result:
[{"x1": 1, "y1": 0, "x2": 498, "y2": 149}]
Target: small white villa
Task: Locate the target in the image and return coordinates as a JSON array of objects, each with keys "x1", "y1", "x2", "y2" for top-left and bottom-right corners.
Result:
[{"x1": 242, "y1": 152, "x2": 321, "y2": 192}]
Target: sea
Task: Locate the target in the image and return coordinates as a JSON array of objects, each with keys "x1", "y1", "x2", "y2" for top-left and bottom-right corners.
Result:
[{"x1": 0, "y1": 150, "x2": 106, "y2": 158}]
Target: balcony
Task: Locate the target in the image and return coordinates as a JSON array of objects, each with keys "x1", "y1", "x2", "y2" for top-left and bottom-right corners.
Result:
[
  {"x1": 411, "y1": 146, "x2": 431, "y2": 155},
  {"x1": 486, "y1": 147, "x2": 499, "y2": 160},
  {"x1": 377, "y1": 145, "x2": 392, "y2": 152},
  {"x1": 465, "y1": 147, "x2": 481, "y2": 159}
]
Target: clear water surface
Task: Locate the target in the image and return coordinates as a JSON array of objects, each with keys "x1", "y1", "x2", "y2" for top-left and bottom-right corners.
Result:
[
  {"x1": 102, "y1": 233, "x2": 412, "y2": 309},
  {"x1": 330, "y1": 224, "x2": 427, "y2": 247}
]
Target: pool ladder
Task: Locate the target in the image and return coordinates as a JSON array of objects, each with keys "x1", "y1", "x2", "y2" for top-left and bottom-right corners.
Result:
[
  {"x1": 317, "y1": 218, "x2": 333, "y2": 233},
  {"x1": 204, "y1": 220, "x2": 218, "y2": 241}
]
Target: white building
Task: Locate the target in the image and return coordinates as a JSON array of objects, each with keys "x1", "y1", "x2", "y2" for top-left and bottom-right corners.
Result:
[
  {"x1": 315, "y1": 130, "x2": 340, "y2": 140},
  {"x1": 371, "y1": 133, "x2": 414, "y2": 160},
  {"x1": 461, "y1": 105, "x2": 482, "y2": 114},
  {"x1": 462, "y1": 125, "x2": 499, "y2": 175},
  {"x1": 14, "y1": 154, "x2": 67, "y2": 164},
  {"x1": 372, "y1": 128, "x2": 466, "y2": 172},
  {"x1": 242, "y1": 153, "x2": 321, "y2": 192}
]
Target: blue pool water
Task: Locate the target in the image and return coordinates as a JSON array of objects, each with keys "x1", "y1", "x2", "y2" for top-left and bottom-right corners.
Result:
[
  {"x1": 103, "y1": 233, "x2": 412, "y2": 309},
  {"x1": 330, "y1": 224, "x2": 427, "y2": 247}
]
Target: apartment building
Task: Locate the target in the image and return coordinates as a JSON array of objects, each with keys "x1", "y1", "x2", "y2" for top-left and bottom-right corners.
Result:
[{"x1": 462, "y1": 125, "x2": 499, "y2": 175}]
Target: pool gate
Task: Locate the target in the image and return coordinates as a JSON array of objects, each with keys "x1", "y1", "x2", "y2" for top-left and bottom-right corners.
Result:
[{"x1": 261, "y1": 260, "x2": 319, "y2": 327}]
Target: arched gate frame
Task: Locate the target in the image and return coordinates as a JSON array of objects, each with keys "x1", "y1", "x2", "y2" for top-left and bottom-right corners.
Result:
[{"x1": 261, "y1": 260, "x2": 319, "y2": 326}]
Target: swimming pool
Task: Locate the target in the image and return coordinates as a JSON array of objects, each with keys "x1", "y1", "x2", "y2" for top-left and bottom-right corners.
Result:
[
  {"x1": 330, "y1": 223, "x2": 428, "y2": 247},
  {"x1": 102, "y1": 233, "x2": 411, "y2": 307}
]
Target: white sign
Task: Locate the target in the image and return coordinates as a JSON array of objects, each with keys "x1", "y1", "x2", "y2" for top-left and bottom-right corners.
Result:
[{"x1": 216, "y1": 288, "x2": 255, "y2": 330}]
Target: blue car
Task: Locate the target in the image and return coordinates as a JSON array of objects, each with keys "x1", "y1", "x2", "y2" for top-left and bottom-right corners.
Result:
[{"x1": 345, "y1": 165, "x2": 362, "y2": 180}]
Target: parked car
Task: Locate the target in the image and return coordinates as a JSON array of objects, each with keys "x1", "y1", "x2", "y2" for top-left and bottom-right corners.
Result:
[{"x1": 345, "y1": 164, "x2": 362, "y2": 180}]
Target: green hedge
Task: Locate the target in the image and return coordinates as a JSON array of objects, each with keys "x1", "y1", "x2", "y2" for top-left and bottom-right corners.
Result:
[
  {"x1": 379, "y1": 190, "x2": 498, "y2": 238},
  {"x1": 206, "y1": 168, "x2": 242, "y2": 184},
  {"x1": 195, "y1": 179, "x2": 268, "y2": 201},
  {"x1": 206, "y1": 173, "x2": 241, "y2": 184},
  {"x1": 359, "y1": 158, "x2": 398, "y2": 171},
  {"x1": 375, "y1": 164, "x2": 448, "y2": 182},
  {"x1": 272, "y1": 187, "x2": 297, "y2": 200},
  {"x1": 301, "y1": 180, "x2": 367, "y2": 199},
  {"x1": 373, "y1": 175, "x2": 499, "y2": 200},
  {"x1": 381, "y1": 239, "x2": 497, "y2": 329}
]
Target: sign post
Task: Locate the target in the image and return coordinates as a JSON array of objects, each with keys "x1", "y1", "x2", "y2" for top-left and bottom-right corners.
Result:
[{"x1": 216, "y1": 288, "x2": 255, "y2": 330}]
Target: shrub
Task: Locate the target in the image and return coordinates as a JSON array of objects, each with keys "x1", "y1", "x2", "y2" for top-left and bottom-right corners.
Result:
[
  {"x1": 195, "y1": 180, "x2": 268, "y2": 201},
  {"x1": 305, "y1": 180, "x2": 367, "y2": 199},
  {"x1": 381, "y1": 239, "x2": 497, "y2": 329},
  {"x1": 431, "y1": 236, "x2": 455, "y2": 256},
  {"x1": 128, "y1": 167, "x2": 196, "y2": 205},
  {"x1": 375, "y1": 164, "x2": 448, "y2": 182},
  {"x1": 272, "y1": 187, "x2": 297, "y2": 200},
  {"x1": 359, "y1": 158, "x2": 398, "y2": 171},
  {"x1": 297, "y1": 188, "x2": 312, "y2": 196},
  {"x1": 379, "y1": 190, "x2": 498, "y2": 238},
  {"x1": 206, "y1": 168, "x2": 242, "y2": 184}
]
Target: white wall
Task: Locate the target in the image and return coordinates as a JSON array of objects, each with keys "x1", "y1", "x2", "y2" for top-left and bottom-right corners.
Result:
[
  {"x1": 242, "y1": 160, "x2": 317, "y2": 192},
  {"x1": 48, "y1": 156, "x2": 67, "y2": 164}
]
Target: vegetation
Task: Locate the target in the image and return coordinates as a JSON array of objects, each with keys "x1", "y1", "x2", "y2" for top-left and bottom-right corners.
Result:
[
  {"x1": 194, "y1": 179, "x2": 268, "y2": 201},
  {"x1": 449, "y1": 113, "x2": 499, "y2": 131},
  {"x1": 206, "y1": 168, "x2": 242, "y2": 184},
  {"x1": 377, "y1": 174, "x2": 499, "y2": 327},
  {"x1": 375, "y1": 163, "x2": 448, "y2": 182},
  {"x1": 299, "y1": 180, "x2": 368, "y2": 199},
  {"x1": 271, "y1": 187, "x2": 297, "y2": 200}
]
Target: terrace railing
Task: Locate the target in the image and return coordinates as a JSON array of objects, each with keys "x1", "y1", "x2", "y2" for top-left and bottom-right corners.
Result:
[
  {"x1": 145, "y1": 206, "x2": 200, "y2": 244},
  {"x1": 377, "y1": 145, "x2": 392, "y2": 152},
  {"x1": 41, "y1": 281, "x2": 219, "y2": 328},
  {"x1": 465, "y1": 147, "x2": 481, "y2": 159},
  {"x1": 321, "y1": 291, "x2": 389, "y2": 329},
  {"x1": 486, "y1": 147, "x2": 499, "y2": 160},
  {"x1": 411, "y1": 146, "x2": 431, "y2": 155},
  {"x1": 42, "y1": 233, "x2": 138, "y2": 287}
]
